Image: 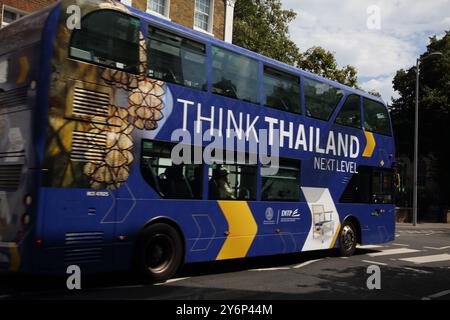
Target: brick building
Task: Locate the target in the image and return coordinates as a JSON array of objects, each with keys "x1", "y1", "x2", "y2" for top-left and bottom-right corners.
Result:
[{"x1": 0, "y1": 0, "x2": 236, "y2": 42}]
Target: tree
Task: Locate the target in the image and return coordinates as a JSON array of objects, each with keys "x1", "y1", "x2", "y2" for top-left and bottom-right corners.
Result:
[
  {"x1": 233, "y1": 0, "x2": 359, "y2": 87},
  {"x1": 391, "y1": 31, "x2": 450, "y2": 214},
  {"x1": 298, "y1": 47, "x2": 358, "y2": 87},
  {"x1": 232, "y1": 0, "x2": 301, "y2": 66}
]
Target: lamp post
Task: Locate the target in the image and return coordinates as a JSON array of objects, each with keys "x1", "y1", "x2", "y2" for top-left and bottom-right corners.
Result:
[{"x1": 412, "y1": 51, "x2": 443, "y2": 226}]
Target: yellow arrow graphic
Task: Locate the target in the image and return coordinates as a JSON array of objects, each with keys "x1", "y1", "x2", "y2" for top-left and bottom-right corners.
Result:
[
  {"x1": 216, "y1": 201, "x2": 258, "y2": 260},
  {"x1": 362, "y1": 130, "x2": 376, "y2": 157},
  {"x1": 17, "y1": 56, "x2": 29, "y2": 84}
]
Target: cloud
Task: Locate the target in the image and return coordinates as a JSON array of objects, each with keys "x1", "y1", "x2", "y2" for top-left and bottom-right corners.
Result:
[
  {"x1": 360, "y1": 75, "x2": 400, "y2": 104},
  {"x1": 282, "y1": 0, "x2": 450, "y2": 102}
]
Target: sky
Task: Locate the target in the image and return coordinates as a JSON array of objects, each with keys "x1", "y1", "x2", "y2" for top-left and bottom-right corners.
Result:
[{"x1": 283, "y1": 0, "x2": 450, "y2": 103}]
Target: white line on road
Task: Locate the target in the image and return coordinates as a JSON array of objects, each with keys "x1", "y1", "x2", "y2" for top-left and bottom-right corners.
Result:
[
  {"x1": 392, "y1": 243, "x2": 409, "y2": 247},
  {"x1": 358, "y1": 245, "x2": 384, "y2": 249},
  {"x1": 155, "y1": 277, "x2": 191, "y2": 285},
  {"x1": 402, "y1": 267, "x2": 432, "y2": 274},
  {"x1": 399, "y1": 253, "x2": 450, "y2": 264},
  {"x1": 361, "y1": 260, "x2": 387, "y2": 266},
  {"x1": 250, "y1": 267, "x2": 291, "y2": 272},
  {"x1": 367, "y1": 248, "x2": 420, "y2": 257},
  {"x1": 293, "y1": 259, "x2": 322, "y2": 269},
  {"x1": 424, "y1": 246, "x2": 450, "y2": 250},
  {"x1": 368, "y1": 248, "x2": 420, "y2": 257},
  {"x1": 422, "y1": 289, "x2": 450, "y2": 300}
]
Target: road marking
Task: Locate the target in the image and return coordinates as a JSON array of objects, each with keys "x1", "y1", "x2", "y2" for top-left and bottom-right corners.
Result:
[
  {"x1": 361, "y1": 260, "x2": 387, "y2": 266},
  {"x1": 368, "y1": 248, "x2": 420, "y2": 257},
  {"x1": 358, "y1": 245, "x2": 384, "y2": 249},
  {"x1": 250, "y1": 267, "x2": 291, "y2": 272},
  {"x1": 395, "y1": 234, "x2": 400, "y2": 237},
  {"x1": 399, "y1": 253, "x2": 450, "y2": 264},
  {"x1": 293, "y1": 259, "x2": 322, "y2": 269},
  {"x1": 402, "y1": 267, "x2": 432, "y2": 274},
  {"x1": 155, "y1": 277, "x2": 190, "y2": 285},
  {"x1": 422, "y1": 289, "x2": 450, "y2": 300},
  {"x1": 424, "y1": 246, "x2": 450, "y2": 250},
  {"x1": 392, "y1": 243, "x2": 409, "y2": 247}
]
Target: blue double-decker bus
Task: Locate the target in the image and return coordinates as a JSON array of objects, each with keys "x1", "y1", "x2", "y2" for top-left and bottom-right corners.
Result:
[{"x1": 0, "y1": 0, "x2": 395, "y2": 282}]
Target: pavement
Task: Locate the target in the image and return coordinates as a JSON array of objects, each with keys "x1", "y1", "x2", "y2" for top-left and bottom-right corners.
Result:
[{"x1": 0, "y1": 222, "x2": 449, "y2": 300}]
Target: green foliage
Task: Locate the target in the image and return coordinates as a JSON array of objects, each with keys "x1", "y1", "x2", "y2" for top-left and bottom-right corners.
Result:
[
  {"x1": 233, "y1": 0, "x2": 301, "y2": 65},
  {"x1": 391, "y1": 31, "x2": 450, "y2": 155},
  {"x1": 391, "y1": 31, "x2": 450, "y2": 208},
  {"x1": 233, "y1": 0, "x2": 359, "y2": 87}
]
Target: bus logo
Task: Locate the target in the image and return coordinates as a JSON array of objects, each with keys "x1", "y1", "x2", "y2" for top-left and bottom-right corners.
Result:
[{"x1": 265, "y1": 207, "x2": 274, "y2": 223}]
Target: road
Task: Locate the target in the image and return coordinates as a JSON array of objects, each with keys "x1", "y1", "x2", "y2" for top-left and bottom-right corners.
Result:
[{"x1": 1, "y1": 223, "x2": 449, "y2": 300}]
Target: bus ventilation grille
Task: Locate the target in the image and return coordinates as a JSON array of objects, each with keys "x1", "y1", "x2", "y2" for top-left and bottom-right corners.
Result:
[
  {"x1": 0, "y1": 87, "x2": 28, "y2": 110},
  {"x1": 0, "y1": 164, "x2": 22, "y2": 191},
  {"x1": 72, "y1": 87, "x2": 110, "y2": 120},
  {"x1": 70, "y1": 131, "x2": 106, "y2": 163},
  {"x1": 64, "y1": 232, "x2": 104, "y2": 264}
]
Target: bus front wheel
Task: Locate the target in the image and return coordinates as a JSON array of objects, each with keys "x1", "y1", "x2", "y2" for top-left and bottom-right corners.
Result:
[
  {"x1": 338, "y1": 221, "x2": 357, "y2": 257},
  {"x1": 136, "y1": 223, "x2": 183, "y2": 283}
]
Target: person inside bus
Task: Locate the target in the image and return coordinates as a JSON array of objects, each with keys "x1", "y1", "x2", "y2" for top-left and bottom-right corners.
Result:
[
  {"x1": 189, "y1": 165, "x2": 203, "y2": 199},
  {"x1": 209, "y1": 166, "x2": 235, "y2": 200},
  {"x1": 212, "y1": 77, "x2": 237, "y2": 98},
  {"x1": 162, "y1": 164, "x2": 194, "y2": 199}
]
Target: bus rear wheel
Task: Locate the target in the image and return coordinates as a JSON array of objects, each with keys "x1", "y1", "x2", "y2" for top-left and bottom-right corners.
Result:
[
  {"x1": 136, "y1": 223, "x2": 183, "y2": 283},
  {"x1": 338, "y1": 221, "x2": 357, "y2": 257}
]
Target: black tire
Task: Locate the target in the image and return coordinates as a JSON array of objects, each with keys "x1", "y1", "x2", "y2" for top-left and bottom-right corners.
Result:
[
  {"x1": 338, "y1": 221, "x2": 357, "y2": 257},
  {"x1": 135, "y1": 223, "x2": 183, "y2": 283}
]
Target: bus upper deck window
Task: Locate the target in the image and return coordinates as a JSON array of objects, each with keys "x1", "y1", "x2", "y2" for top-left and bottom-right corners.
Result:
[
  {"x1": 147, "y1": 27, "x2": 207, "y2": 90},
  {"x1": 70, "y1": 10, "x2": 140, "y2": 73},
  {"x1": 211, "y1": 46, "x2": 259, "y2": 104},
  {"x1": 363, "y1": 98, "x2": 392, "y2": 136},
  {"x1": 263, "y1": 67, "x2": 300, "y2": 114},
  {"x1": 304, "y1": 78, "x2": 344, "y2": 121}
]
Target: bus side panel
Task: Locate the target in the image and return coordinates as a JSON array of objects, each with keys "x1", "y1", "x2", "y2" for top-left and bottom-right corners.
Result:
[
  {"x1": 35, "y1": 187, "x2": 116, "y2": 274},
  {"x1": 335, "y1": 203, "x2": 395, "y2": 246}
]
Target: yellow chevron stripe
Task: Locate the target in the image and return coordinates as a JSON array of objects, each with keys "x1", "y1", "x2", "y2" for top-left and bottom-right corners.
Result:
[
  {"x1": 362, "y1": 130, "x2": 376, "y2": 157},
  {"x1": 329, "y1": 223, "x2": 341, "y2": 249},
  {"x1": 17, "y1": 56, "x2": 29, "y2": 84},
  {"x1": 216, "y1": 201, "x2": 258, "y2": 260},
  {"x1": 9, "y1": 246, "x2": 20, "y2": 272}
]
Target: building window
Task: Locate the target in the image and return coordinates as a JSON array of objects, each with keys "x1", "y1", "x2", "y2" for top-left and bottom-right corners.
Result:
[
  {"x1": 194, "y1": 0, "x2": 213, "y2": 33},
  {"x1": 147, "y1": 0, "x2": 170, "y2": 18},
  {"x1": 1, "y1": 6, "x2": 27, "y2": 28}
]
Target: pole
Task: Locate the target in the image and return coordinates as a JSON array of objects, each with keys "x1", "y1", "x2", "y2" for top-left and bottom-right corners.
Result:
[{"x1": 413, "y1": 59, "x2": 420, "y2": 226}]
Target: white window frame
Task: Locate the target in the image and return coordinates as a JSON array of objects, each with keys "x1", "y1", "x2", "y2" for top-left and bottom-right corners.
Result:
[
  {"x1": 146, "y1": 0, "x2": 171, "y2": 21},
  {"x1": 120, "y1": 0, "x2": 133, "y2": 7},
  {"x1": 1, "y1": 5, "x2": 27, "y2": 28},
  {"x1": 194, "y1": 0, "x2": 214, "y2": 36}
]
